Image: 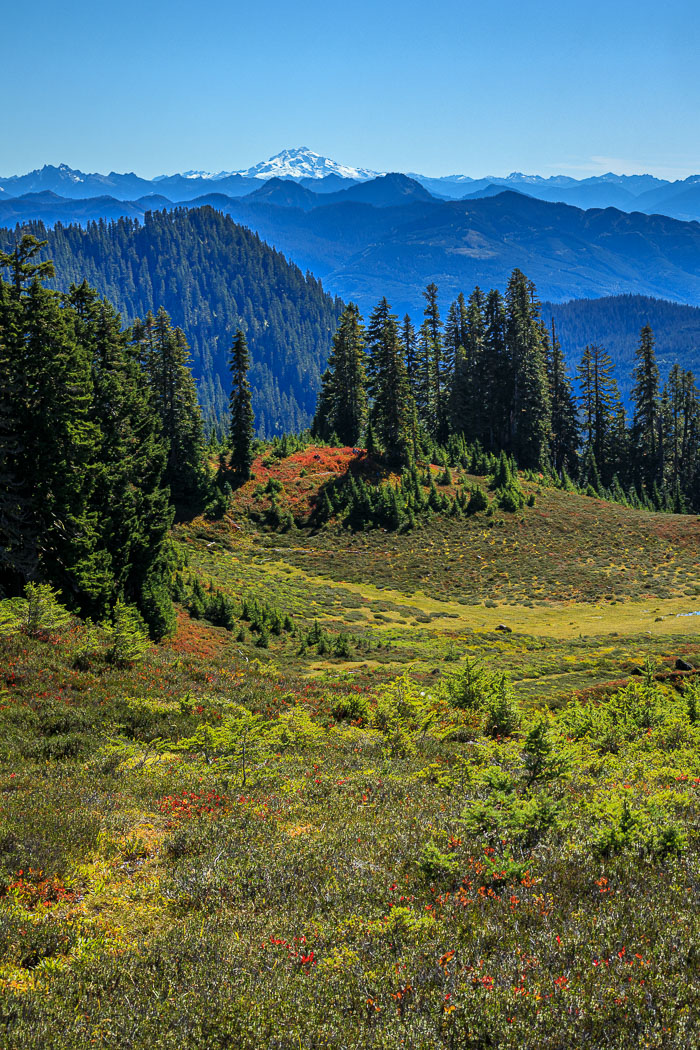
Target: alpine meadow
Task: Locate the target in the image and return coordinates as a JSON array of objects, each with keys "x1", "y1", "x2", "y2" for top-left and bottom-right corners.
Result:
[{"x1": 1, "y1": 2, "x2": 700, "y2": 1047}]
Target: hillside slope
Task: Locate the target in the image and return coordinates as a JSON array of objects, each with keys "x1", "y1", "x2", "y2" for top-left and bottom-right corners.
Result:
[
  {"x1": 1, "y1": 445, "x2": 699, "y2": 1047},
  {"x1": 543, "y1": 294, "x2": 700, "y2": 402},
  {"x1": 0, "y1": 209, "x2": 343, "y2": 431}
]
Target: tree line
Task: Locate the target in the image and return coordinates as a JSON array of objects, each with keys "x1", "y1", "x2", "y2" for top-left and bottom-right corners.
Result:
[
  {"x1": 0, "y1": 208, "x2": 343, "y2": 434},
  {"x1": 312, "y1": 269, "x2": 700, "y2": 511},
  {"x1": 0, "y1": 235, "x2": 255, "y2": 636}
]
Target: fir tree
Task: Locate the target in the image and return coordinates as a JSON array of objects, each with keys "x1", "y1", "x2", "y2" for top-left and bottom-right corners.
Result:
[
  {"x1": 365, "y1": 298, "x2": 415, "y2": 464},
  {"x1": 631, "y1": 324, "x2": 661, "y2": 489},
  {"x1": 4, "y1": 251, "x2": 106, "y2": 605},
  {"x1": 547, "y1": 319, "x2": 579, "y2": 477},
  {"x1": 312, "y1": 304, "x2": 367, "y2": 446},
  {"x1": 422, "y1": 283, "x2": 449, "y2": 440},
  {"x1": 228, "y1": 329, "x2": 255, "y2": 480},
  {"x1": 576, "y1": 344, "x2": 617, "y2": 484},
  {"x1": 483, "y1": 288, "x2": 508, "y2": 450},
  {"x1": 66, "y1": 282, "x2": 174, "y2": 634},
  {"x1": 134, "y1": 308, "x2": 206, "y2": 507},
  {"x1": 505, "y1": 270, "x2": 551, "y2": 468},
  {"x1": 400, "y1": 314, "x2": 419, "y2": 397}
]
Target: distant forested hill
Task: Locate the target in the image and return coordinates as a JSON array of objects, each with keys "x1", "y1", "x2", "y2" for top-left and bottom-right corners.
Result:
[
  {"x1": 544, "y1": 294, "x2": 700, "y2": 404},
  {"x1": 0, "y1": 208, "x2": 343, "y2": 434}
]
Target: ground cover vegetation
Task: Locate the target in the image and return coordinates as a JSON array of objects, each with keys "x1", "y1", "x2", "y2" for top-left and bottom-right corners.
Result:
[{"x1": 1, "y1": 244, "x2": 699, "y2": 1047}]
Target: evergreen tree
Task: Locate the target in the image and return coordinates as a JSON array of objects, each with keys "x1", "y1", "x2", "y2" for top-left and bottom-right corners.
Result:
[
  {"x1": 0, "y1": 253, "x2": 35, "y2": 591},
  {"x1": 400, "y1": 314, "x2": 419, "y2": 398},
  {"x1": 133, "y1": 307, "x2": 206, "y2": 506},
  {"x1": 0, "y1": 242, "x2": 107, "y2": 605},
  {"x1": 631, "y1": 324, "x2": 661, "y2": 489},
  {"x1": 228, "y1": 329, "x2": 255, "y2": 480},
  {"x1": 483, "y1": 288, "x2": 508, "y2": 450},
  {"x1": 414, "y1": 320, "x2": 433, "y2": 429},
  {"x1": 311, "y1": 304, "x2": 367, "y2": 446},
  {"x1": 365, "y1": 298, "x2": 415, "y2": 464},
  {"x1": 662, "y1": 364, "x2": 699, "y2": 506},
  {"x1": 576, "y1": 344, "x2": 617, "y2": 483},
  {"x1": 505, "y1": 270, "x2": 551, "y2": 468},
  {"x1": 65, "y1": 281, "x2": 174, "y2": 634},
  {"x1": 0, "y1": 239, "x2": 178, "y2": 634},
  {"x1": 546, "y1": 319, "x2": 579, "y2": 476},
  {"x1": 422, "y1": 283, "x2": 449, "y2": 440},
  {"x1": 312, "y1": 368, "x2": 335, "y2": 441}
]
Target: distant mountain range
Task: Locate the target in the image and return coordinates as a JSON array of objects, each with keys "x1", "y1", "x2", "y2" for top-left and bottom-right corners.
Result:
[
  {"x1": 3, "y1": 148, "x2": 700, "y2": 220},
  {"x1": 4, "y1": 175, "x2": 700, "y2": 319},
  {"x1": 3, "y1": 149, "x2": 700, "y2": 412}
]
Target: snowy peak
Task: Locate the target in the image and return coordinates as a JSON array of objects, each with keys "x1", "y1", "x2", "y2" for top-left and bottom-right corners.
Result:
[{"x1": 235, "y1": 147, "x2": 380, "y2": 182}]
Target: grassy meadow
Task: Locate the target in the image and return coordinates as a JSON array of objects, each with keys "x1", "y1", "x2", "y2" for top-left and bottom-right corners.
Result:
[{"x1": 1, "y1": 447, "x2": 699, "y2": 1048}]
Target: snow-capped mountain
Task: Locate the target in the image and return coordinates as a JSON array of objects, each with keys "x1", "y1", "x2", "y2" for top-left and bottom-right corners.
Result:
[{"x1": 234, "y1": 147, "x2": 380, "y2": 181}]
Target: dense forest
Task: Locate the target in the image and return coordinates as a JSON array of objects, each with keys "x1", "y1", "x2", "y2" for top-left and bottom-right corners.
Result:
[
  {"x1": 314, "y1": 271, "x2": 700, "y2": 512},
  {"x1": 0, "y1": 209, "x2": 343, "y2": 434},
  {"x1": 0, "y1": 236, "x2": 210, "y2": 636},
  {"x1": 544, "y1": 294, "x2": 700, "y2": 404}
]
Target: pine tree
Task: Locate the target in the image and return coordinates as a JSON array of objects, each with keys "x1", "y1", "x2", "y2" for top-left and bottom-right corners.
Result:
[
  {"x1": 400, "y1": 314, "x2": 419, "y2": 397},
  {"x1": 312, "y1": 304, "x2": 367, "y2": 446},
  {"x1": 414, "y1": 320, "x2": 433, "y2": 429},
  {"x1": 546, "y1": 319, "x2": 579, "y2": 476},
  {"x1": 422, "y1": 283, "x2": 449, "y2": 440},
  {"x1": 228, "y1": 329, "x2": 255, "y2": 480},
  {"x1": 505, "y1": 270, "x2": 551, "y2": 468},
  {"x1": 447, "y1": 290, "x2": 485, "y2": 442},
  {"x1": 134, "y1": 308, "x2": 206, "y2": 507},
  {"x1": 3, "y1": 246, "x2": 109, "y2": 605},
  {"x1": 365, "y1": 298, "x2": 415, "y2": 464},
  {"x1": 576, "y1": 344, "x2": 617, "y2": 484},
  {"x1": 631, "y1": 324, "x2": 661, "y2": 490},
  {"x1": 483, "y1": 288, "x2": 508, "y2": 450},
  {"x1": 0, "y1": 285, "x2": 32, "y2": 591},
  {"x1": 66, "y1": 281, "x2": 174, "y2": 635}
]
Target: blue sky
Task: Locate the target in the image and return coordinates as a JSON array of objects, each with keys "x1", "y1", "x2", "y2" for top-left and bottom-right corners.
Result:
[{"x1": 2, "y1": 0, "x2": 698, "y2": 180}]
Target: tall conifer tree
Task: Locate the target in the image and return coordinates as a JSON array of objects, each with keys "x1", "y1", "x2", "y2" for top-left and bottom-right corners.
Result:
[
  {"x1": 631, "y1": 325, "x2": 661, "y2": 489},
  {"x1": 134, "y1": 308, "x2": 206, "y2": 507},
  {"x1": 228, "y1": 329, "x2": 255, "y2": 480},
  {"x1": 505, "y1": 270, "x2": 551, "y2": 468},
  {"x1": 546, "y1": 319, "x2": 579, "y2": 476},
  {"x1": 312, "y1": 304, "x2": 367, "y2": 446},
  {"x1": 67, "y1": 281, "x2": 174, "y2": 633},
  {"x1": 422, "y1": 283, "x2": 449, "y2": 440},
  {"x1": 366, "y1": 298, "x2": 415, "y2": 463}
]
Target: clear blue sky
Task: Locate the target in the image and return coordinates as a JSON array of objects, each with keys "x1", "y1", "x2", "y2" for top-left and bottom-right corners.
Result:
[{"x1": 2, "y1": 0, "x2": 698, "y2": 180}]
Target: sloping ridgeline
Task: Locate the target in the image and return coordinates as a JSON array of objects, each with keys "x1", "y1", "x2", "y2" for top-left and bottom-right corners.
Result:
[{"x1": 0, "y1": 208, "x2": 344, "y2": 434}]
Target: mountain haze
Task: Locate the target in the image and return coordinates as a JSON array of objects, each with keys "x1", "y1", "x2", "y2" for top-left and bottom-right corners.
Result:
[{"x1": 5, "y1": 149, "x2": 700, "y2": 219}]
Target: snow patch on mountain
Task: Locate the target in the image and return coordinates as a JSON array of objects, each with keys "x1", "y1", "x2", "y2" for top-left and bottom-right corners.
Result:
[
  {"x1": 57, "y1": 164, "x2": 85, "y2": 182},
  {"x1": 234, "y1": 147, "x2": 380, "y2": 181}
]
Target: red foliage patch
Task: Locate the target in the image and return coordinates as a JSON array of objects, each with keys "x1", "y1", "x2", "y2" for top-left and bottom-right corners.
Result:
[
  {"x1": 157, "y1": 790, "x2": 231, "y2": 827},
  {"x1": 6, "y1": 869, "x2": 79, "y2": 909},
  {"x1": 168, "y1": 609, "x2": 226, "y2": 659}
]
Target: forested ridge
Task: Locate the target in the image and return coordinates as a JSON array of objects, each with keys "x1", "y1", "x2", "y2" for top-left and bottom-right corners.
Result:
[
  {"x1": 0, "y1": 208, "x2": 343, "y2": 434},
  {"x1": 544, "y1": 294, "x2": 700, "y2": 404}
]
